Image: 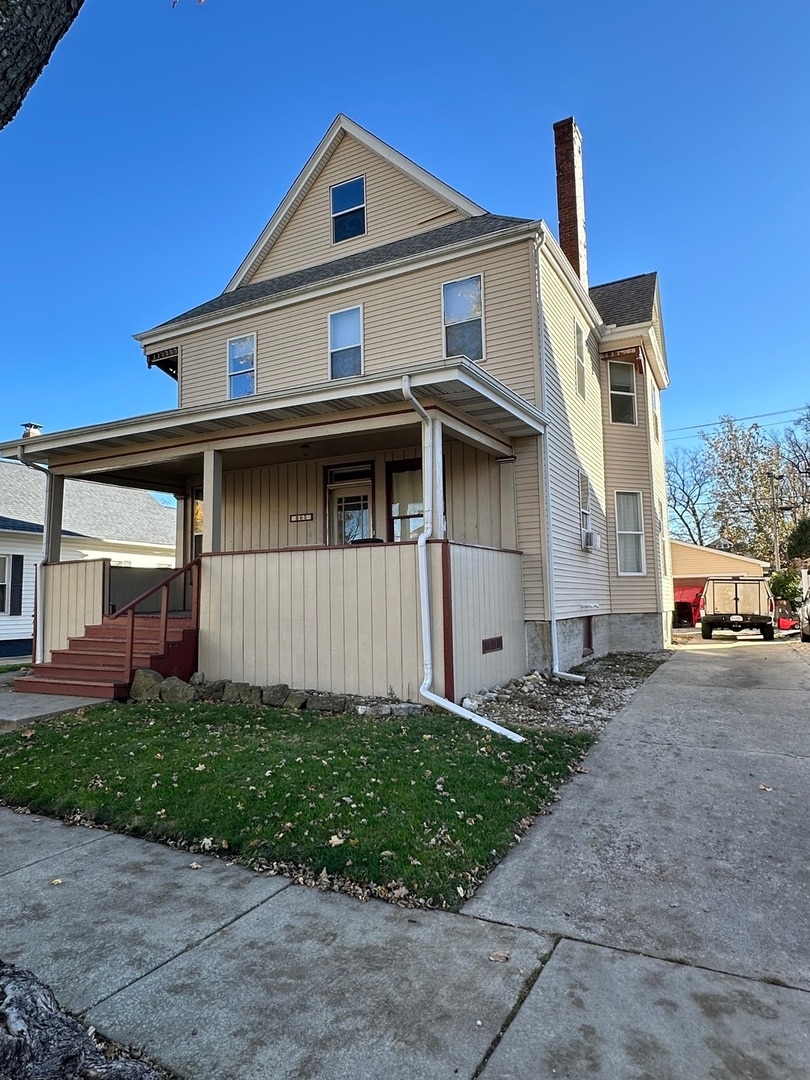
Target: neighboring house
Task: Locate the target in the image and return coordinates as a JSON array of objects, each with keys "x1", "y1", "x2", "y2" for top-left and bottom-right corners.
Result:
[
  {"x1": 670, "y1": 539, "x2": 769, "y2": 626},
  {"x1": 0, "y1": 458, "x2": 176, "y2": 657},
  {"x1": 0, "y1": 114, "x2": 672, "y2": 699}
]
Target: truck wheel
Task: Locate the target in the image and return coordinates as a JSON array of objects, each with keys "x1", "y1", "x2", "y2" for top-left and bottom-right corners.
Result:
[
  {"x1": 701, "y1": 622, "x2": 712, "y2": 640},
  {"x1": 762, "y1": 626, "x2": 775, "y2": 641}
]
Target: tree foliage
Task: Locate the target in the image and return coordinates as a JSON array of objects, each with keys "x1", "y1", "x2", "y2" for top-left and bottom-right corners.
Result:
[
  {"x1": 786, "y1": 517, "x2": 810, "y2": 562},
  {"x1": 768, "y1": 569, "x2": 802, "y2": 607},
  {"x1": 666, "y1": 409, "x2": 810, "y2": 564}
]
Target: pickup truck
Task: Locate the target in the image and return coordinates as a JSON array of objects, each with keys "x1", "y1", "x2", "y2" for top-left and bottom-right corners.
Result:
[{"x1": 699, "y1": 576, "x2": 775, "y2": 640}]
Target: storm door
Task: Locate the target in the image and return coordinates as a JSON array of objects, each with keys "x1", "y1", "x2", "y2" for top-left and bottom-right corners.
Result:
[{"x1": 327, "y1": 464, "x2": 374, "y2": 545}]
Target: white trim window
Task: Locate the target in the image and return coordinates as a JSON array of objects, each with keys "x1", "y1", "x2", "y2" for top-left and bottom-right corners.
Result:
[
  {"x1": 443, "y1": 274, "x2": 483, "y2": 362},
  {"x1": 227, "y1": 333, "x2": 256, "y2": 398},
  {"x1": 578, "y1": 471, "x2": 591, "y2": 532},
  {"x1": 329, "y1": 306, "x2": 363, "y2": 379},
  {"x1": 615, "y1": 491, "x2": 645, "y2": 575},
  {"x1": 0, "y1": 555, "x2": 7, "y2": 613},
  {"x1": 331, "y1": 176, "x2": 366, "y2": 244},
  {"x1": 609, "y1": 361, "x2": 636, "y2": 424},
  {"x1": 575, "y1": 321, "x2": 586, "y2": 399}
]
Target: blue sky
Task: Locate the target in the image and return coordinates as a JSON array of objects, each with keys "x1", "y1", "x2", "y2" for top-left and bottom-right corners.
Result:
[{"x1": 1, "y1": 0, "x2": 808, "y2": 451}]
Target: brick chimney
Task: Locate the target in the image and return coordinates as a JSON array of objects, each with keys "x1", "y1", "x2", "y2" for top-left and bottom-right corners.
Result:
[{"x1": 553, "y1": 117, "x2": 588, "y2": 288}]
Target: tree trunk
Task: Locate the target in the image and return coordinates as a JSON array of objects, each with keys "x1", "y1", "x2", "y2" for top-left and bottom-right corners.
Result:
[
  {"x1": 0, "y1": 959, "x2": 163, "y2": 1079},
  {"x1": 0, "y1": 0, "x2": 85, "y2": 131}
]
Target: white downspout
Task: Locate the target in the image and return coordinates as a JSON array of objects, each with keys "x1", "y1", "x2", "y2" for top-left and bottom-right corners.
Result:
[
  {"x1": 401, "y1": 376, "x2": 524, "y2": 743},
  {"x1": 534, "y1": 230, "x2": 586, "y2": 685}
]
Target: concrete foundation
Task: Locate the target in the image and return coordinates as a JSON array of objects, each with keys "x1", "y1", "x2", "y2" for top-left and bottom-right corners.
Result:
[
  {"x1": 607, "y1": 610, "x2": 670, "y2": 652},
  {"x1": 526, "y1": 610, "x2": 671, "y2": 674}
]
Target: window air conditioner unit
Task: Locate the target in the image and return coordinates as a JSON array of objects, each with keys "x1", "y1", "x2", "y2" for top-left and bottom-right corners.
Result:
[{"x1": 581, "y1": 530, "x2": 602, "y2": 551}]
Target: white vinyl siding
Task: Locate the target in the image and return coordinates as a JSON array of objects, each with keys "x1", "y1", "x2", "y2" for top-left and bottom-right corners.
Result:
[
  {"x1": 245, "y1": 134, "x2": 467, "y2": 283},
  {"x1": 616, "y1": 491, "x2": 645, "y2": 575},
  {"x1": 0, "y1": 555, "x2": 7, "y2": 613},
  {"x1": 536, "y1": 246, "x2": 610, "y2": 619}
]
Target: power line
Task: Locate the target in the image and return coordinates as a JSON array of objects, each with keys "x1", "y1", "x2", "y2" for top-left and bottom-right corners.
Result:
[
  {"x1": 666, "y1": 417, "x2": 804, "y2": 443},
  {"x1": 664, "y1": 406, "x2": 806, "y2": 435}
]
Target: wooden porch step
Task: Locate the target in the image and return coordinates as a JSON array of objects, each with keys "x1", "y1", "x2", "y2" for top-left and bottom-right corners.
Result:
[{"x1": 12, "y1": 675, "x2": 129, "y2": 699}]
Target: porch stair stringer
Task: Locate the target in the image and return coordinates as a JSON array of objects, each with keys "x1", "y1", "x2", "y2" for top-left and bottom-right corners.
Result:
[{"x1": 13, "y1": 614, "x2": 198, "y2": 700}]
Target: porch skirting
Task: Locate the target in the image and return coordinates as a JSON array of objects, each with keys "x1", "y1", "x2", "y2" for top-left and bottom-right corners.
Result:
[{"x1": 198, "y1": 542, "x2": 527, "y2": 704}]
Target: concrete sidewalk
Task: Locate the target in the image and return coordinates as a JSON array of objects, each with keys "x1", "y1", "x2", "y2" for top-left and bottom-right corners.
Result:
[
  {"x1": 1, "y1": 642, "x2": 809, "y2": 1078},
  {"x1": 0, "y1": 667, "x2": 100, "y2": 732}
]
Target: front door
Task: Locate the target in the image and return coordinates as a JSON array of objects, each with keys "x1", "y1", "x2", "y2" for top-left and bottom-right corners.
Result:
[{"x1": 326, "y1": 464, "x2": 374, "y2": 545}]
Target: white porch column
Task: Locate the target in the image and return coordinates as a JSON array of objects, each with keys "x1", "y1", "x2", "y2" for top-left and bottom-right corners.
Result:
[
  {"x1": 498, "y1": 455, "x2": 518, "y2": 549},
  {"x1": 203, "y1": 449, "x2": 223, "y2": 553},
  {"x1": 433, "y1": 418, "x2": 446, "y2": 539},
  {"x1": 43, "y1": 472, "x2": 65, "y2": 563}
]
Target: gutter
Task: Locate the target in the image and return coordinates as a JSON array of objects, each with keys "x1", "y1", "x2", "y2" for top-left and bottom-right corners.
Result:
[
  {"x1": 401, "y1": 376, "x2": 524, "y2": 743},
  {"x1": 533, "y1": 231, "x2": 586, "y2": 685}
]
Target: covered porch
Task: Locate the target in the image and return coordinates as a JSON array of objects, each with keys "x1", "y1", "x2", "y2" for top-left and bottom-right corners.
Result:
[{"x1": 2, "y1": 359, "x2": 545, "y2": 703}]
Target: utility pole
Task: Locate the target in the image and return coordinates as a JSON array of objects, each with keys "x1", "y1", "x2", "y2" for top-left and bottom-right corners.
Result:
[{"x1": 768, "y1": 471, "x2": 783, "y2": 571}]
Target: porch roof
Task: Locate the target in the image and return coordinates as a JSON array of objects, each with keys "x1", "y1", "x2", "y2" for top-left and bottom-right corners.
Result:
[{"x1": 0, "y1": 359, "x2": 546, "y2": 491}]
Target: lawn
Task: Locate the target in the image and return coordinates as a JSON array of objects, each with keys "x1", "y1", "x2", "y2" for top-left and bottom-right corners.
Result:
[{"x1": 0, "y1": 703, "x2": 593, "y2": 911}]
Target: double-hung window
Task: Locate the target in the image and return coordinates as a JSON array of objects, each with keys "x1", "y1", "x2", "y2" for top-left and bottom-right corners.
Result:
[
  {"x1": 443, "y1": 275, "x2": 483, "y2": 362},
  {"x1": 578, "y1": 472, "x2": 591, "y2": 532},
  {"x1": 0, "y1": 555, "x2": 7, "y2": 613},
  {"x1": 228, "y1": 334, "x2": 256, "y2": 398},
  {"x1": 609, "y1": 361, "x2": 636, "y2": 424},
  {"x1": 651, "y1": 384, "x2": 660, "y2": 441},
  {"x1": 329, "y1": 306, "x2": 362, "y2": 378},
  {"x1": 331, "y1": 177, "x2": 366, "y2": 243},
  {"x1": 615, "y1": 491, "x2": 645, "y2": 575},
  {"x1": 575, "y1": 321, "x2": 586, "y2": 399},
  {"x1": 388, "y1": 460, "x2": 424, "y2": 542}
]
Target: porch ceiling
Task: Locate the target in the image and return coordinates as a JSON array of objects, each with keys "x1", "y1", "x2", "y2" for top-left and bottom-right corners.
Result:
[{"x1": 0, "y1": 359, "x2": 546, "y2": 491}]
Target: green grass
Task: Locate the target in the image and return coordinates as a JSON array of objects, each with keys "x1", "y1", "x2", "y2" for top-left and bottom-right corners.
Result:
[
  {"x1": 0, "y1": 663, "x2": 30, "y2": 674},
  {"x1": 0, "y1": 703, "x2": 593, "y2": 910}
]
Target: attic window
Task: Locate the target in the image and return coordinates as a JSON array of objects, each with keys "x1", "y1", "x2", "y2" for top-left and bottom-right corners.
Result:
[{"x1": 331, "y1": 177, "x2": 366, "y2": 243}]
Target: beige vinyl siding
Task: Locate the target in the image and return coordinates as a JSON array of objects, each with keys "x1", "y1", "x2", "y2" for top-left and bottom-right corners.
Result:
[
  {"x1": 42, "y1": 559, "x2": 107, "y2": 660},
  {"x1": 444, "y1": 442, "x2": 502, "y2": 548},
  {"x1": 198, "y1": 544, "x2": 441, "y2": 700},
  {"x1": 538, "y1": 248, "x2": 611, "y2": 619},
  {"x1": 601, "y1": 357, "x2": 659, "y2": 613},
  {"x1": 671, "y1": 541, "x2": 766, "y2": 579},
  {"x1": 213, "y1": 439, "x2": 504, "y2": 552},
  {"x1": 449, "y1": 544, "x2": 525, "y2": 694},
  {"x1": 513, "y1": 436, "x2": 545, "y2": 619},
  {"x1": 173, "y1": 242, "x2": 537, "y2": 410},
  {"x1": 246, "y1": 133, "x2": 467, "y2": 284}
]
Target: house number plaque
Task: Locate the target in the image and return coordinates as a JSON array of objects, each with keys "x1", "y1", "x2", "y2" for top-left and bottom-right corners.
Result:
[{"x1": 289, "y1": 513, "x2": 313, "y2": 522}]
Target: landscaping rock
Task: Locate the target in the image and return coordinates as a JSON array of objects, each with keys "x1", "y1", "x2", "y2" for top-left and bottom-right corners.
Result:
[
  {"x1": 190, "y1": 672, "x2": 206, "y2": 686},
  {"x1": 262, "y1": 683, "x2": 290, "y2": 707},
  {"x1": 356, "y1": 703, "x2": 392, "y2": 718},
  {"x1": 129, "y1": 668, "x2": 164, "y2": 702},
  {"x1": 197, "y1": 679, "x2": 226, "y2": 701},
  {"x1": 390, "y1": 703, "x2": 425, "y2": 716},
  {"x1": 285, "y1": 691, "x2": 308, "y2": 710},
  {"x1": 307, "y1": 694, "x2": 347, "y2": 713},
  {"x1": 240, "y1": 685, "x2": 263, "y2": 706},
  {"x1": 222, "y1": 682, "x2": 250, "y2": 704},
  {"x1": 159, "y1": 676, "x2": 195, "y2": 704}
]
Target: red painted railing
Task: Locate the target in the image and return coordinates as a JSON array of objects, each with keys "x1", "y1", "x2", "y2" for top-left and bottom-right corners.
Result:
[{"x1": 110, "y1": 558, "x2": 200, "y2": 679}]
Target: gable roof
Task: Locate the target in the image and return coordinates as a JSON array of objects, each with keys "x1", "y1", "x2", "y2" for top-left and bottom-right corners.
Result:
[
  {"x1": 589, "y1": 272, "x2": 658, "y2": 327},
  {"x1": 0, "y1": 459, "x2": 176, "y2": 546},
  {"x1": 139, "y1": 214, "x2": 532, "y2": 339},
  {"x1": 226, "y1": 115, "x2": 487, "y2": 293}
]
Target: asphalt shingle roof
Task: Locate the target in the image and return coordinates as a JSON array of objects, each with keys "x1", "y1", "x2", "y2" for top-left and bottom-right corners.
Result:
[
  {"x1": 0, "y1": 460, "x2": 176, "y2": 546},
  {"x1": 589, "y1": 272, "x2": 658, "y2": 328},
  {"x1": 149, "y1": 215, "x2": 532, "y2": 333}
]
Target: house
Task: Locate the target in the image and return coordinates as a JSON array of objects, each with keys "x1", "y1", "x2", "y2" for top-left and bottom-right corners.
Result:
[
  {"x1": 670, "y1": 539, "x2": 769, "y2": 626},
  {"x1": 0, "y1": 115, "x2": 672, "y2": 702},
  {"x1": 0, "y1": 457, "x2": 176, "y2": 658}
]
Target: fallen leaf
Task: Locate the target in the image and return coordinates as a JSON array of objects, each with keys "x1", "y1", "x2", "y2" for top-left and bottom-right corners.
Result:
[
  {"x1": 759, "y1": 784, "x2": 773, "y2": 792},
  {"x1": 194, "y1": 763, "x2": 206, "y2": 772},
  {"x1": 489, "y1": 951, "x2": 509, "y2": 963},
  {"x1": 329, "y1": 835, "x2": 345, "y2": 847},
  {"x1": 51, "y1": 878, "x2": 63, "y2": 886},
  {"x1": 189, "y1": 862, "x2": 202, "y2": 870}
]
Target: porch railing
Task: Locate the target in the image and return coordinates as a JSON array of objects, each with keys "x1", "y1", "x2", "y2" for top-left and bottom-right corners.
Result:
[{"x1": 110, "y1": 558, "x2": 200, "y2": 679}]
